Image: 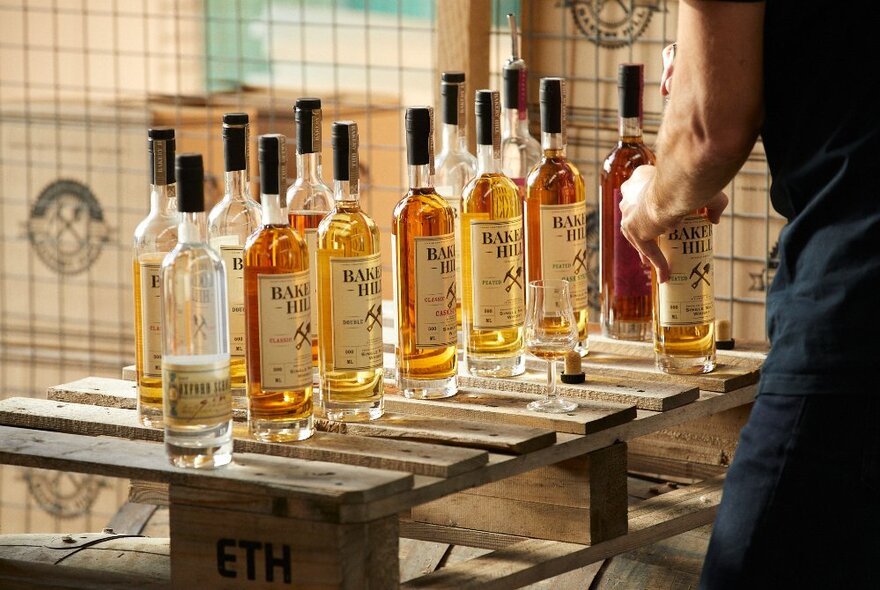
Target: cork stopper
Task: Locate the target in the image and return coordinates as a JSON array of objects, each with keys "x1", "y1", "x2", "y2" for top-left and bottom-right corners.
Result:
[
  {"x1": 715, "y1": 319, "x2": 735, "y2": 350},
  {"x1": 561, "y1": 350, "x2": 585, "y2": 384}
]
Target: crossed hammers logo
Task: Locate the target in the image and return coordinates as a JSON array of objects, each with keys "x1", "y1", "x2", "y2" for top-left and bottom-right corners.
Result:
[
  {"x1": 365, "y1": 303, "x2": 382, "y2": 332},
  {"x1": 446, "y1": 280, "x2": 456, "y2": 309},
  {"x1": 690, "y1": 263, "x2": 711, "y2": 289},
  {"x1": 294, "y1": 322, "x2": 310, "y2": 350},
  {"x1": 504, "y1": 266, "x2": 523, "y2": 292},
  {"x1": 572, "y1": 249, "x2": 588, "y2": 276}
]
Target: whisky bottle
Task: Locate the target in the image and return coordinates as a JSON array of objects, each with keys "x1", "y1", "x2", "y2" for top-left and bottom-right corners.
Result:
[
  {"x1": 435, "y1": 72, "x2": 477, "y2": 327},
  {"x1": 654, "y1": 211, "x2": 717, "y2": 374},
  {"x1": 287, "y1": 98, "x2": 332, "y2": 367},
  {"x1": 133, "y1": 127, "x2": 178, "y2": 428},
  {"x1": 500, "y1": 13, "x2": 541, "y2": 197},
  {"x1": 600, "y1": 64, "x2": 656, "y2": 341},
  {"x1": 244, "y1": 134, "x2": 314, "y2": 442},
  {"x1": 525, "y1": 77, "x2": 589, "y2": 352},
  {"x1": 208, "y1": 113, "x2": 261, "y2": 391},
  {"x1": 317, "y1": 121, "x2": 384, "y2": 421},
  {"x1": 461, "y1": 89, "x2": 526, "y2": 377},
  {"x1": 393, "y1": 106, "x2": 458, "y2": 399},
  {"x1": 161, "y1": 153, "x2": 232, "y2": 469}
]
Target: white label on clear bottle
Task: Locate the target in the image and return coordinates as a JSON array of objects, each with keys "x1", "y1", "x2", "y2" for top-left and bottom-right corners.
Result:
[
  {"x1": 162, "y1": 357, "x2": 231, "y2": 423},
  {"x1": 539, "y1": 201, "x2": 589, "y2": 310},
  {"x1": 470, "y1": 216, "x2": 525, "y2": 330},
  {"x1": 329, "y1": 253, "x2": 383, "y2": 371},
  {"x1": 304, "y1": 228, "x2": 319, "y2": 340},
  {"x1": 414, "y1": 233, "x2": 457, "y2": 348},
  {"x1": 435, "y1": 186, "x2": 462, "y2": 306},
  {"x1": 139, "y1": 260, "x2": 163, "y2": 376},
  {"x1": 210, "y1": 239, "x2": 245, "y2": 357},
  {"x1": 658, "y1": 214, "x2": 715, "y2": 326},
  {"x1": 257, "y1": 271, "x2": 312, "y2": 391}
]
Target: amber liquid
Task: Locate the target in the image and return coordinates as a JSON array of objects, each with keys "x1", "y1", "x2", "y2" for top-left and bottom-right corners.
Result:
[
  {"x1": 317, "y1": 200, "x2": 384, "y2": 420},
  {"x1": 133, "y1": 256, "x2": 165, "y2": 427},
  {"x1": 393, "y1": 188, "x2": 458, "y2": 392},
  {"x1": 600, "y1": 136, "x2": 656, "y2": 340},
  {"x1": 461, "y1": 173, "x2": 525, "y2": 373},
  {"x1": 525, "y1": 151, "x2": 589, "y2": 346},
  {"x1": 243, "y1": 223, "x2": 313, "y2": 440},
  {"x1": 289, "y1": 210, "x2": 325, "y2": 366}
]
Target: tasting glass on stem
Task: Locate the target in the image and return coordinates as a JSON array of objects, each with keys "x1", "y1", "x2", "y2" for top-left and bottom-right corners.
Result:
[{"x1": 525, "y1": 279, "x2": 579, "y2": 413}]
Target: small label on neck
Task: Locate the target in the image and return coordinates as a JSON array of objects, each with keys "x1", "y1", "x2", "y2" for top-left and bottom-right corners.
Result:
[{"x1": 491, "y1": 92, "x2": 502, "y2": 161}]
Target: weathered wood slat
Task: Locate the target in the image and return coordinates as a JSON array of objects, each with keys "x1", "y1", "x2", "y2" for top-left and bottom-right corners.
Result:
[
  {"x1": 384, "y1": 389, "x2": 636, "y2": 435},
  {"x1": 0, "y1": 397, "x2": 488, "y2": 478}
]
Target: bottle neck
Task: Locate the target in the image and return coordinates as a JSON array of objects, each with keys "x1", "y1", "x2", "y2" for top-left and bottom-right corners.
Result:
[
  {"x1": 296, "y1": 152, "x2": 323, "y2": 183},
  {"x1": 333, "y1": 180, "x2": 358, "y2": 203},
  {"x1": 619, "y1": 116, "x2": 643, "y2": 142},
  {"x1": 150, "y1": 183, "x2": 177, "y2": 215},
  {"x1": 261, "y1": 193, "x2": 287, "y2": 225},
  {"x1": 408, "y1": 163, "x2": 433, "y2": 190},
  {"x1": 223, "y1": 170, "x2": 248, "y2": 201},
  {"x1": 441, "y1": 123, "x2": 468, "y2": 153},
  {"x1": 178, "y1": 211, "x2": 207, "y2": 244},
  {"x1": 476, "y1": 144, "x2": 501, "y2": 175},
  {"x1": 541, "y1": 132, "x2": 565, "y2": 154},
  {"x1": 502, "y1": 107, "x2": 528, "y2": 136}
]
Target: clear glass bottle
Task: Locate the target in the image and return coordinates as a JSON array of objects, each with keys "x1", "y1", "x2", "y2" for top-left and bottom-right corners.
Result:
[
  {"x1": 133, "y1": 127, "x2": 178, "y2": 429},
  {"x1": 461, "y1": 89, "x2": 526, "y2": 377},
  {"x1": 208, "y1": 113, "x2": 262, "y2": 391},
  {"x1": 287, "y1": 97, "x2": 333, "y2": 368},
  {"x1": 525, "y1": 77, "x2": 590, "y2": 352},
  {"x1": 160, "y1": 153, "x2": 232, "y2": 469},
  {"x1": 600, "y1": 64, "x2": 656, "y2": 341},
  {"x1": 244, "y1": 134, "x2": 314, "y2": 442},
  {"x1": 435, "y1": 72, "x2": 477, "y2": 328},
  {"x1": 500, "y1": 13, "x2": 541, "y2": 197},
  {"x1": 316, "y1": 121, "x2": 384, "y2": 421},
  {"x1": 393, "y1": 106, "x2": 458, "y2": 399}
]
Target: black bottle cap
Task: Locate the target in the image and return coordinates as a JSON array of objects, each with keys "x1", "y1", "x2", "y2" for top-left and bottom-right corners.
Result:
[
  {"x1": 222, "y1": 112, "x2": 248, "y2": 172},
  {"x1": 258, "y1": 134, "x2": 287, "y2": 196},
  {"x1": 618, "y1": 63, "x2": 644, "y2": 119},
  {"x1": 502, "y1": 65, "x2": 526, "y2": 110},
  {"x1": 440, "y1": 71, "x2": 464, "y2": 126},
  {"x1": 295, "y1": 97, "x2": 322, "y2": 154},
  {"x1": 540, "y1": 77, "x2": 564, "y2": 134},
  {"x1": 332, "y1": 121, "x2": 358, "y2": 184},
  {"x1": 405, "y1": 107, "x2": 432, "y2": 166},
  {"x1": 175, "y1": 153, "x2": 204, "y2": 213},
  {"x1": 147, "y1": 127, "x2": 175, "y2": 185},
  {"x1": 475, "y1": 89, "x2": 499, "y2": 147}
]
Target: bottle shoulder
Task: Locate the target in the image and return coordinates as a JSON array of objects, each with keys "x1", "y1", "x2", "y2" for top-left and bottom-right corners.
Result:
[
  {"x1": 393, "y1": 190, "x2": 455, "y2": 224},
  {"x1": 162, "y1": 242, "x2": 224, "y2": 271},
  {"x1": 287, "y1": 179, "x2": 334, "y2": 211},
  {"x1": 527, "y1": 156, "x2": 585, "y2": 191},
  {"x1": 207, "y1": 197, "x2": 262, "y2": 238},
  {"x1": 134, "y1": 213, "x2": 179, "y2": 252},
  {"x1": 602, "y1": 142, "x2": 656, "y2": 174}
]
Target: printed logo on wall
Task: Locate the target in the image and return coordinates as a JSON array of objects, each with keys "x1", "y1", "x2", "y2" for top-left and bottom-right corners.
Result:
[
  {"x1": 23, "y1": 470, "x2": 109, "y2": 519},
  {"x1": 26, "y1": 179, "x2": 111, "y2": 275},
  {"x1": 563, "y1": 0, "x2": 664, "y2": 48}
]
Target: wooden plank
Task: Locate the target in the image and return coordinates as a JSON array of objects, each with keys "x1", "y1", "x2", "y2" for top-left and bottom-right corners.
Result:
[
  {"x1": 106, "y1": 502, "x2": 158, "y2": 535},
  {"x1": 0, "y1": 557, "x2": 170, "y2": 589},
  {"x1": 129, "y1": 480, "x2": 170, "y2": 506},
  {"x1": 401, "y1": 475, "x2": 724, "y2": 589},
  {"x1": 399, "y1": 539, "x2": 450, "y2": 584},
  {"x1": 400, "y1": 519, "x2": 529, "y2": 551},
  {"x1": 385, "y1": 389, "x2": 636, "y2": 435},
  {"x1": 628, "y1": 454, "x2": 727, "y2": 485},
  {"x1": 0, "y1": 397, "x2": 488, "y2": 478},
  {"x1": 590, "y1": 333, "x2": 768, "y2": 363}
]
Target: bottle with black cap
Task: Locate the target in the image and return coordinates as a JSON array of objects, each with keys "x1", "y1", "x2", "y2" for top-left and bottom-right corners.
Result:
[
  {"x1": 525, "y1": 77, "x2": 589, "y2": 354},
  {"x1": 435, "y1": 72, "x2": 477, "y2": 328},
  {"x1": 393, "y1": 106, "x2": 458, "y2": 399},
  {"x1": 243, "y1": 134, "x2": 314, "y2": 442},
  {"x1": 160, "y1": 152, "x2": 233, "y2": 469},
  {"x1": 600, "y1": 63, "x2": 656, "y2": 342},
  {"x1": 286, "y1": 98, "x2": 332, "y2": 368},
  {"x1": 208, "y1": 113, "x2": 262, "y2": 392},
  {"x1": 461, "y1": 89, "x2": 526, "y2": 378},
  {"x1": 500, "y1": 12, "x2": 540, "y2": 195},
  {"x1": 316, "y1": 121, "x2": 384, "y2": 421},
  {"x1": 133, "y1": 127, "x2": 179, "y2": 429}
]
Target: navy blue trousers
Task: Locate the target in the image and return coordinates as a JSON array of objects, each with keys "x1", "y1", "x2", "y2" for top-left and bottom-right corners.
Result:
[{"x1": 699, "y1": 393, "x2": 880, "y2": 589}]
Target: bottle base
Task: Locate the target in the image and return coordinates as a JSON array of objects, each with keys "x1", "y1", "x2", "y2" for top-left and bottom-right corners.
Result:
[
  {"x1": 527, "y1": 397, "x2": 579, "y2": 413},
  {"x1": 321, "y1": 399, "x2": 385, "y2": 422},
  {"x1": 138, "y1": 407, "x2": 163, "y2": 429},
  {"x1": 399, "y1": 375, "x2": 457, "y2": 399},
  {"x1": 603, "y1": 320, "x2": 652, "y2": 342},
  {"x1": 656, "y1": 352, "x2": 716, "y2": 375},
  {"x1": 165, "y1": 420, "x2": 233, "y2": 469},
  {"x1": 249, "y1": 414, "x2": 315, "y2": 442},
  {"x1": 466, "y1": 353, "x2": 525, "y2": 377}
]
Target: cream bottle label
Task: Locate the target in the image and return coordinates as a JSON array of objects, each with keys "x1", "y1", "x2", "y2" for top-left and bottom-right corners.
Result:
[
  {"x1": 414, "y1": 233, "x2": 457, "y2": 347},
  {"x1": 329, "y1": 253, "x2": 383, "y2": 371},
  {"x1": 257, "y1": 271, "x2": 312, "y2": 391},
  {"x1": 163, "y1": 358, "x2": 232, "y2": 423},
  {"x1": 139, "y1": 260, "x2": 163, "y2": 376},
  {"x1": 434, "y1": 186, "x2": 462, "y2": 306},
  {"x1": 539, "y1": 201, "x2": 589, "y2": 310},
  {"x1": 658, "y1": 214, "x2": 715, "y2": 326},
  {"x1": 470, "y1": 217, "x2": 525, "y2": 330},
  {"x1": 211, "y1": 238, "x2": 245, "y2": 356}
]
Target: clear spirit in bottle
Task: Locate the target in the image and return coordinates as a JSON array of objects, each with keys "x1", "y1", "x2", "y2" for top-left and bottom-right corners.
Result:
[
  {"x1": 287, "y1": 98, "x2": 333, "y2": 367},
  {"x1": 244, "y1": 134, "x2": 314, "y2": 442},
  {"x1": 133, "y1": 128, "x2": 178, "y2": 428},
  {"x1": 461, "y1": 89, "x2": 526, "y2": 377},
  {"x1": 393, "y1": 106, "x2": 458, "y2": 399},
  {"x1": 208, "y1": 113, "x2": 262, "y2": 391},
  {"x1": 600, "y1": 64, "x2": 656, "y2": 341},
  {"x1": 525, "y1": 77, "x2": 589, "y2": 352},
  {"x1": 435, "y1": 72, "x2": 477, "y2": 328},
  {"x1": 317, "y1": 121, "x2": 384, "y2": 421},
  {"x1": 161, "y1": 153, "x2": 232, "y2": 468},
  {"x1": 500, "y1": 13, "x2": 541, "y2": 197}
]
